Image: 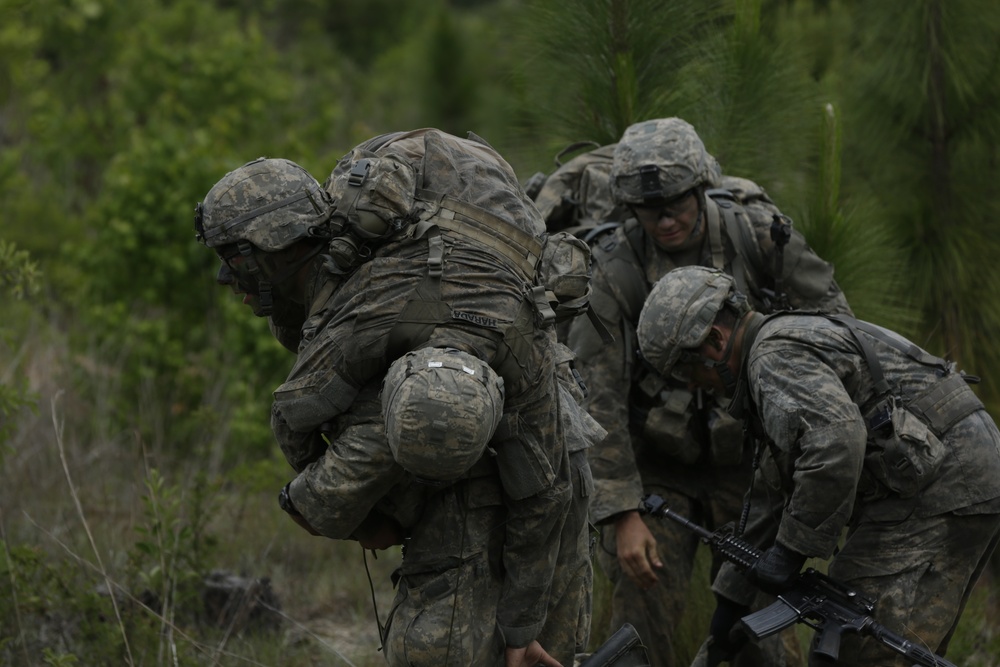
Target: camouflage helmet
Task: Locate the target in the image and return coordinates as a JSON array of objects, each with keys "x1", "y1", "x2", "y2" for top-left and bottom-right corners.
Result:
[
  {"x1": 195, "y1": 157, "x2": 333, "y2": 251},
  {"x1": 381, "y1": 347, "x2": 505, "y2": 483},
  {"x1": 611, "y1": 118, "x2": 722, "y2": 205},
  {"x1": 637, "y1": 266, "x2": 743, "y2": 379}
]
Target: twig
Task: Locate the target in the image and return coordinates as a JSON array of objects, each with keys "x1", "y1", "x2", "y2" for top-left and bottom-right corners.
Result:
[
  {"x1": 23, "y1": 513, "x2": 274, "y2": 667},
  {"x1": 51, "y1": 390, "x2": 136, "y2": 666},
  {"x1": 0, "y1": 508, "x2": 33, "y2": 666}
]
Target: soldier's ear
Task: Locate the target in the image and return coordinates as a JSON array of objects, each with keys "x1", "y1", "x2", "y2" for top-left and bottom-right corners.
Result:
[{"x1": 706, "y1": 327, "x2": 725, "y2": 352}]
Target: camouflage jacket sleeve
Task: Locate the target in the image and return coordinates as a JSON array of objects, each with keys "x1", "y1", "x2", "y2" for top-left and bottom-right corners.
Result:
[
  {"x1": 714, "y1": 317, "x2": 868, "y2": 603},
  {"x1": 284, "y1": 385, "x2": 410, "y2": 539},
  {"x1": 567, "y1": 252, "x2": 644, "y2": 524},
  {"x1": 498, "y1": 457, "x2": 574, "y2": 647},
  {"x1": 743, "y1": 201, "x2": 853, "y2": 316}
]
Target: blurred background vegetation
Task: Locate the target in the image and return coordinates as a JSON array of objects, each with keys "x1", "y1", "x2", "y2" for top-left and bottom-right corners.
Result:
[{"x1": 2, "y1": 0, "x2": 999, "y2": 664}]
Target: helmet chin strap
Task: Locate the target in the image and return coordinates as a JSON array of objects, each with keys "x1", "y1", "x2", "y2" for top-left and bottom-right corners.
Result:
[
  {"x1": 239, "y1": 241, "x2": 326, "y2": 317},
  {"x1": 707, "y1": 331, "x2": 739, "y2": 395},
  {"x1": 698, "y1": 308, "x2": 743, "y2": 396}
]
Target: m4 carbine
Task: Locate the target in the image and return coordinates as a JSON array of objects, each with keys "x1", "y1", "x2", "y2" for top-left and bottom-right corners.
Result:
[{"x1": 639, "y1": 494, "x2": 958, "y2": 667}]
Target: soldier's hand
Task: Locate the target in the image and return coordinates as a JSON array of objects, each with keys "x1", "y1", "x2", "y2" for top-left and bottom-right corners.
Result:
[
  {"x1": 505, "y1": 640, "x2": 562, "y2": 667},
  {"x1": 614, "y1": 510, "x2": 662, "y2": 590},
  {"x1": 747, "y1": 541, "x2": 805, "y2": 594},
  {"x1": 708, "y1": 595, "x2": 750, "y2": 659},
  {"x1": 354, "y1": 514, "x2": 404, "y2": 550}
]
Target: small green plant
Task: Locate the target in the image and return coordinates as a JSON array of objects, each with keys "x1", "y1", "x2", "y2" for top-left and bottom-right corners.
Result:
[
  {"x1": 0, "y1": 240, "x2": 41, "y2": 452},
  {"x1": 129, "y1": 467, "x2": 219, "y2": 631},
  {"x1": 0, "y1": 543, "x2": 126, "y2": 666}
]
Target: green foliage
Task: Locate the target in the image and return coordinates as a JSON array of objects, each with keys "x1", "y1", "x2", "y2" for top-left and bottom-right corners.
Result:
[
  {"x1": 515, "y1": 0, "x2": 723, "y2": 152},
  {"x1": 833, "y1": 0, "x2": 1000, "y2": 402},
  {"x1": 0, "y1": 544, "x2": 130, "y2": 666},
  {"x1": 683, "y1": 0, "x2": 820, "y2": 199},
  {"x1": 0, "y1": 240, "x2": 40, "y2": 299},
  {"x1": 128, "y1": 468, "x2": 219, "y2": 623},
  {"x1": 793, "y1": 103, "x2": 917, "y2": 333},
  {"x1": 0, "y1": 241, "x2": 41, "y2": 451}
]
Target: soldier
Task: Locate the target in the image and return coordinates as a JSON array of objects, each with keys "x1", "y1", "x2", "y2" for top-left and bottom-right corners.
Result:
[
  {"x1": 196, "y1": 129, "x2": 601, "y2": 667},
  {"x1": 636, "y1": 265, "x2": 1000, "y2": 665},
  {"x1": 568, "y1": 117, "x2": 852, "y2": 666}
]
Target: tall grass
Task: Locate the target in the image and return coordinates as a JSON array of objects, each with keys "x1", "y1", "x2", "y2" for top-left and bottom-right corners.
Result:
[{"x1": 0, "y1": 318, "x2": 398, "y2": 666}]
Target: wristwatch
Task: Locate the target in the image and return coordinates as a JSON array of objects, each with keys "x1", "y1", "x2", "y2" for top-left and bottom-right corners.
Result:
[{"x1": 278, "y1": 483, "x2": 301, "y2": 517}]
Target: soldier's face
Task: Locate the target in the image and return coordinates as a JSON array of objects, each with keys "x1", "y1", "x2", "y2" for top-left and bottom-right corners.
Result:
[
  {"x1": 634, "y1": 192, "x2": 701, "y2": 251},
  {"x1": 686, "y1": 362, "x2": 728, "y2": 396},
  {"x1": 673, "y1": 327, "x2": 736, "y2": 396},
  {"x1": 215, "y1": 252, "x2": 266, "y2": 316}
]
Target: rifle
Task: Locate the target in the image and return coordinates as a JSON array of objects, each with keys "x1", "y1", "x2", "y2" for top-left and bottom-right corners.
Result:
[
  {"x1": 579, "y1": 623, "x2": 650, "y2": 667},
  {"x1": 639, "y1": 494, "x2": 958, "y2": 667}
]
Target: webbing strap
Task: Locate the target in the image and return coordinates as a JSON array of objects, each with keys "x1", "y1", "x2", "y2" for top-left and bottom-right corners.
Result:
[
  {"x1": 704, "y1": 197, "x2": 726, "y2": 271},
  {"x1": 826, "y1": 314, "x2": 894, "y2": 398},
  {"x1": 530, "y1": 285, "x2": 557, "y2": 327},
  {"x1": 415, "y1": 188, "x2": 541, "y2": 279},
  {"x1": 827, "y1": 315, "x2": 951, "y2": 379},
  {"x1": 706, "y1": 196, "x2": 754, "y2": 300}
]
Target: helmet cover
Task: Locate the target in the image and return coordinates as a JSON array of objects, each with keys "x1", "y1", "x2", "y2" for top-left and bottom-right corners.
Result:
[
  {"x1": 637, "y1": 266, "x2": 736, "y2": 378},
  {"x1": 196, "y1": 157, "x2": 333, "y2": 251},
  {"x1": 611, "y1": 118, "x2": 721, "y2": 205},
  {"x1": 382, "y1": 347, "x2": 505, "y2": 482}
]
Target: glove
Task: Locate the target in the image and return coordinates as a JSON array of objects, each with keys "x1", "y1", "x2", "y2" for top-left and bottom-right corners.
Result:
[
  {"x1": 748, "y1": 541, "x2": 806, "y2": 594},
  {"x1": 708, "y1": 594, "x2": 750, "y2": 660}
]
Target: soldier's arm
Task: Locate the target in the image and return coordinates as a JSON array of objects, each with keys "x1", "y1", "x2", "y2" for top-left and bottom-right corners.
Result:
[
  {"x1": 746, "y1": 335, "x2": 868, "y2": 558},
  {"x1": 567, "y1": 262, "x2": 644, "y2": 524},
  {"x1": 283, "y1": 385, "x2": 410, "y2": 540}
]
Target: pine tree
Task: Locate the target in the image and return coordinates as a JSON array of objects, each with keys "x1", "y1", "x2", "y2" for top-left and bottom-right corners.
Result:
[
  {"x1": 837, "y1": 0, "x2": 1000, "y2": 404},
  {"x1": 512, "y1": 0, "x2": 721, "y2": 154}
]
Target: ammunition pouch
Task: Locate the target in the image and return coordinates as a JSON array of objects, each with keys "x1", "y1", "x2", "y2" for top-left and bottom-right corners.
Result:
[
  {"x1": 864, "y1": 397, "x2": 947, "y2": 499},
  {"x1": 641, "y1": 389, "x2": 699, "y2": 465},
  {"x1": 906, "y1": 370, "x2": 984, "y2": 437},
  {"x1": 862, "y1": 373, "x2": 984, "y2": 499},
  {"x1": 707, "y1": 405, "x2": 745, "y2": 466}
]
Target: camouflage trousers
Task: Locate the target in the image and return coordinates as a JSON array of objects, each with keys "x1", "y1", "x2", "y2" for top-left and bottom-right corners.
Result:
[
  {"x1": 823, "y1": 508, "x2": 1000, "y2": 666},
  {"x1": 383, "y1": 451, "x2": 593, "y2": 667},
  {"x1": 597, "y1": 485, "x2": 803, "y2": 667},
  {"x1": 537, "y1": 450, "x2": 595, "y2": 658},
  {"x1": 383, "y1": 479, "x2": 507, "y2": 667}
]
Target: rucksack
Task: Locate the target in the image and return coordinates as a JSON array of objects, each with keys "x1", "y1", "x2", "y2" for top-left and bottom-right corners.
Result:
[
  {"x1": 323, "y1": 128, "x2": 598, "y2": 330},
  {"x1": 525, "y1": 142, "x2": 629, "y2": 238},
  {"x1": 525, "y1": 141, "x2": 779, "y2": 252}
]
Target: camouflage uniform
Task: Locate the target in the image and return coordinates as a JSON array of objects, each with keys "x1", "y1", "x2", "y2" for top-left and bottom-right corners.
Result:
[
  {"x1": 568, "y1": 118, "x2": 851, "y2": 666},
  {"x1": 235, "y1": 130, "x2": 593, "y2": 665},
  {"x1": 709, "y1": 312, "x2": 1000, "y2": 666},
  {"x1": 284, "y1": 374, "x2": 600, "y2": 666}
]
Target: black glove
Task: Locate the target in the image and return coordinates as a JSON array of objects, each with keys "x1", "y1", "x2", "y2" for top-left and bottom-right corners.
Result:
[
  {"x1": 748, "y1": 541, "x2": 806, "y2": 594},
  {"x1": 708, "y1": 594, "x2": 750, "y2": 660}
]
